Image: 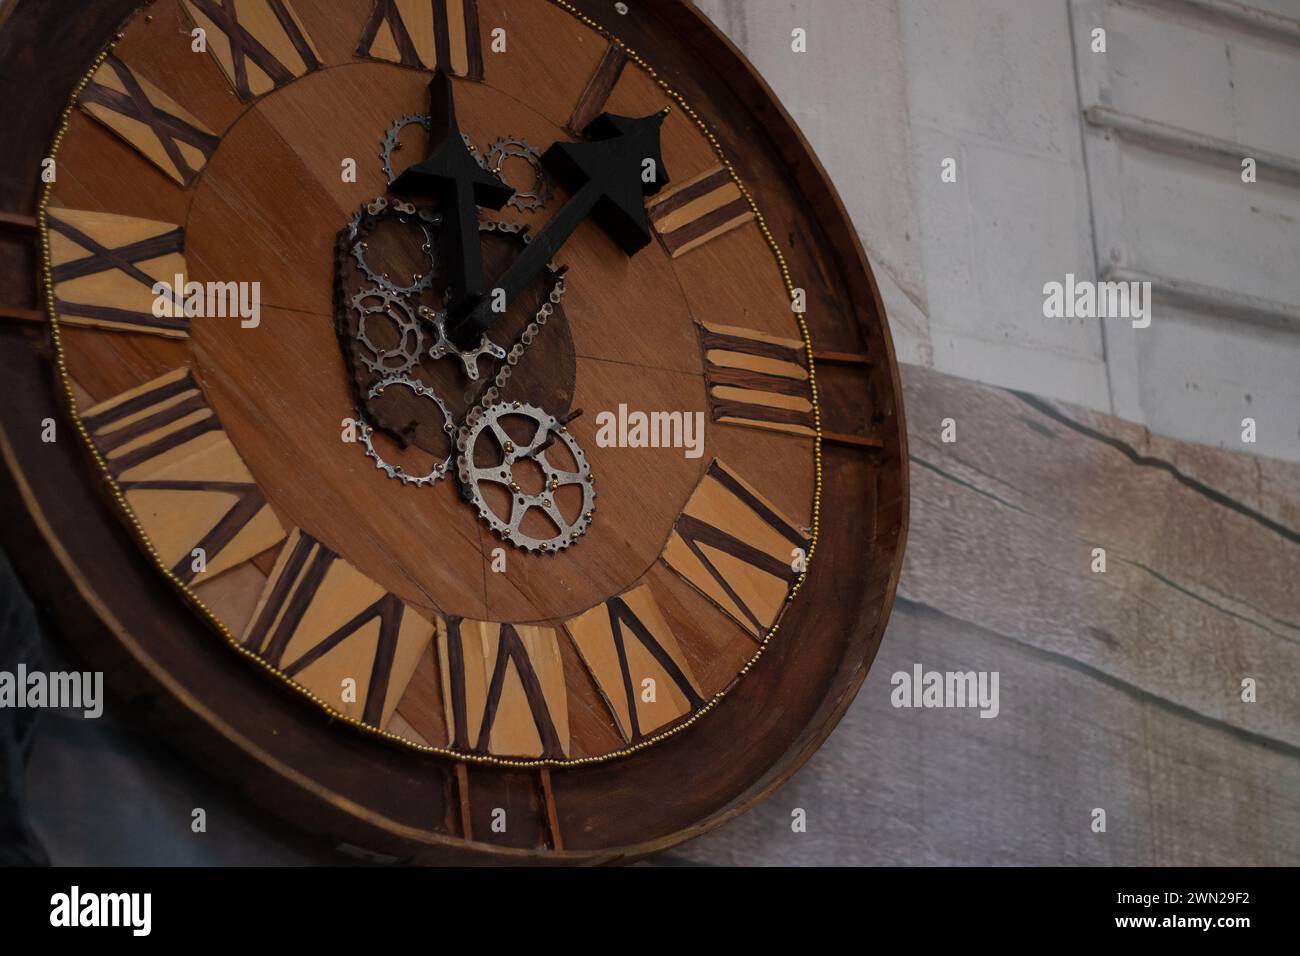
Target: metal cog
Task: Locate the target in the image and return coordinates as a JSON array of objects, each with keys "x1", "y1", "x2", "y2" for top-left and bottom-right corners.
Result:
[
  {"x1": 381, "y1": 113, "x2": 485, "y2": 182},
  {"x1": 416, "y1": 305, "x2": 506, "y2": 381},
  {"x1": 350, "y1": 217, "x2": 437, "y2": 296},
  {"x1": 357, "y1": 374, "x2": 457, "y2": 486},
  {"x1": 458, "y1": 401, "x2": 596, "y2": 552},
  {"x1": 486, "y1": 136, "x2": 553, "y2": 213},
  {"x1": 351, "y1": 288, "x2": 426, "y2": 376},
  {"x1": 381, "y1": 114, "x2": 428, "y2": 183}
]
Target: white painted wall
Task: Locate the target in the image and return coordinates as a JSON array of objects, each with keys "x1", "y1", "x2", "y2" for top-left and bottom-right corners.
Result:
[{"x1": 696, "y1": 0, "x2": 1300, "y2": 462}]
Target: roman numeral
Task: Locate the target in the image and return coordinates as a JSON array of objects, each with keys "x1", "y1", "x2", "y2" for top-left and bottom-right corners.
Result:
[
  {"x1": 47, "y1": 208, "x2": 188, "y2": 338},
  {"x1": 439, "y1": 619, "x2": 569, "y2": 759},
  {"x1": 566, "y1": 42, "x2": 627, "y2": 135},
  {"x1": 182, "y1": 0, "x2": 322, "y2": 101},
  {"x1": 646, "y1": 165, "x2": 754, "y2": 258},
  {"x1": 79, "y1": 55, "x2": 220, "y2": 187},
  {"x1": 242, "y1": 530, "x2": 435, "y2": 727},
  {"x1": 564, "y1": 585, "x2": 704, "y2": 742},
  {"x1": 82, "y1": 368, "x2": 286, "y2": 584},
  {"x1": 662, "y1": 460, "x2": 809, "y2": 638},
  {"x1": 357, "y1": 0, "x2": 484, "y2": 79},
  {"x1": 701, "y1": 321, "x2": 815, "y2": 437}
]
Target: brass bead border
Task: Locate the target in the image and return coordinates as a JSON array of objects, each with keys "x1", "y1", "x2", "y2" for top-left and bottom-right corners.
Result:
[{"x1": 38, "y1": 2, "x2": 823, "y2": 771}]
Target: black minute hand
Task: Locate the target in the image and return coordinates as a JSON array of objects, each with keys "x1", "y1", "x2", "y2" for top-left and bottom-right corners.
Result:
[{"x1": 447, "y1": 111, "x2": 670, "y2": 349}]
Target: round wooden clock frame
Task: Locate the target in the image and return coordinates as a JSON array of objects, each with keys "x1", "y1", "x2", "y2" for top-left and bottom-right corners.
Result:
[{"x1": 0, "y1": 0, "x2": 907, "y2": 863}]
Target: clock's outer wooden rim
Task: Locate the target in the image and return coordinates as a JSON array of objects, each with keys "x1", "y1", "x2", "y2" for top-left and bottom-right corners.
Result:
[{"x1": 0, "y1": 0, "x2": 908, "y2": 863}]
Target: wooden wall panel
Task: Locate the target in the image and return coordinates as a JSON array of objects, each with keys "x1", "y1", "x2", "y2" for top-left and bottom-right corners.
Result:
[
  {"x1": 669, "y1": 594, "x2": 1300, "y2": 866},
  {"x1": 665, "y1": 363, "x2": 1300, "y2": 865},
  {"x1": 898, "y1": 366, "x2": 1300, "y2": 748}
]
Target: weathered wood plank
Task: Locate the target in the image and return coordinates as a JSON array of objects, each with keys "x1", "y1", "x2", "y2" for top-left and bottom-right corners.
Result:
[
  {"x1": 665, "y1": 362, "x2": 1300, "y2": 865},
  {"x1": 898, "y1": 364, "x2": 1300, "y2": 749},
  {"x1": 667, "y1": 596, "x2": 1300, "y2": 866}
]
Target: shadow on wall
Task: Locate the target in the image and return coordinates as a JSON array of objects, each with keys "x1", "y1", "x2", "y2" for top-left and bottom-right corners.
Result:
[{"x1": 0, "y1": 545, "x2": 48, "y2": 865}]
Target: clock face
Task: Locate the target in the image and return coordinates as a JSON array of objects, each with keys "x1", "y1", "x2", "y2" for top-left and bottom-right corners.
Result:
[{"x1": 31, "y1": 0, "x2": 905, "y2": 857}]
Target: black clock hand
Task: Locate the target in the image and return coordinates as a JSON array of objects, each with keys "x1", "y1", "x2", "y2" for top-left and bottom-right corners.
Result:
[
  {"x1": 446, "y1": 110, "x2": 669, "y2": 349},
  {"x1": 391, "y1": 68, "x2": 513, "y2": 308}
]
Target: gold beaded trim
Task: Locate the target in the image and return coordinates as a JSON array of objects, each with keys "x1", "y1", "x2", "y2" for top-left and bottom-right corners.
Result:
[{"x1": 38, "y1": 1, "x2": 823, "y2": 770}]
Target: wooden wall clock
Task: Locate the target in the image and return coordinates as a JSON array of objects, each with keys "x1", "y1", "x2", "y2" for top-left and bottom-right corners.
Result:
[{"x1": 0, "y1": 0, "x2": 907, "y2": 863}]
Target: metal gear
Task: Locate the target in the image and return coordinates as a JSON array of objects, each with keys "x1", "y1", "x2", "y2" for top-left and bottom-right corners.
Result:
[
  {"x1": 416, "y1": 304, "x2": 506, "y2": 381},
  {"x1": 458, "y1": 401, "x2": 595, "y2": 552},
  {"x1": 357, "y1": 374, "x2": 457, "y2": 486},
  {"x1": 382, "y1": 113, "x2": 485, "y2": 182},
  {"x1": 351, "y1": 288, "x2": 426, "y2": 376},
  {"x1": 485, "y1": 136, "x2": 553, "y2": 213},
  {"x1": 350, "y1": 217, "x2": 437, "y2": 296}
]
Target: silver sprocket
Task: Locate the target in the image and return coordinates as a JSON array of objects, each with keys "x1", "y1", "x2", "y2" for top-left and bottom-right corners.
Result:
[
  {"x1": 485, "y1": 136, "x2": 553, "y2": 213},
  {"x1": 416, "y1": 304, "x2": 506, "y2": 381},
  {"x1": 358, "y1": 375, "x2": 456, "y2": 486},
  {"x1": 350, "y1": 219, "x2": 437, "y2": 297},
  {"x1": 351, "y1": 288, "x2": 426, "y2": 376},
  {"x1": 458, "y1": 401, "x2": 595, "y2": 552},
  {"x1": 382, "y1": 113, "x2": 484, "y2": 182}
]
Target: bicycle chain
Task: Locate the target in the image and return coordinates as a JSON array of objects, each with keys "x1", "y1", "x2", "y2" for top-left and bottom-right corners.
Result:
[{"x1": 453, "y1": 218, "x2": 567, "y2": 456}]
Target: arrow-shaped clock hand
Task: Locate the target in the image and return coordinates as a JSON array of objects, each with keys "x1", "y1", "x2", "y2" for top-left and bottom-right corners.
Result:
[
  {"x1": 446, "y1": 110, "x2": 670, "y2": 349},
  {"x1": 391, "y1": 68, "x2": 514, "y2": 307}
]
